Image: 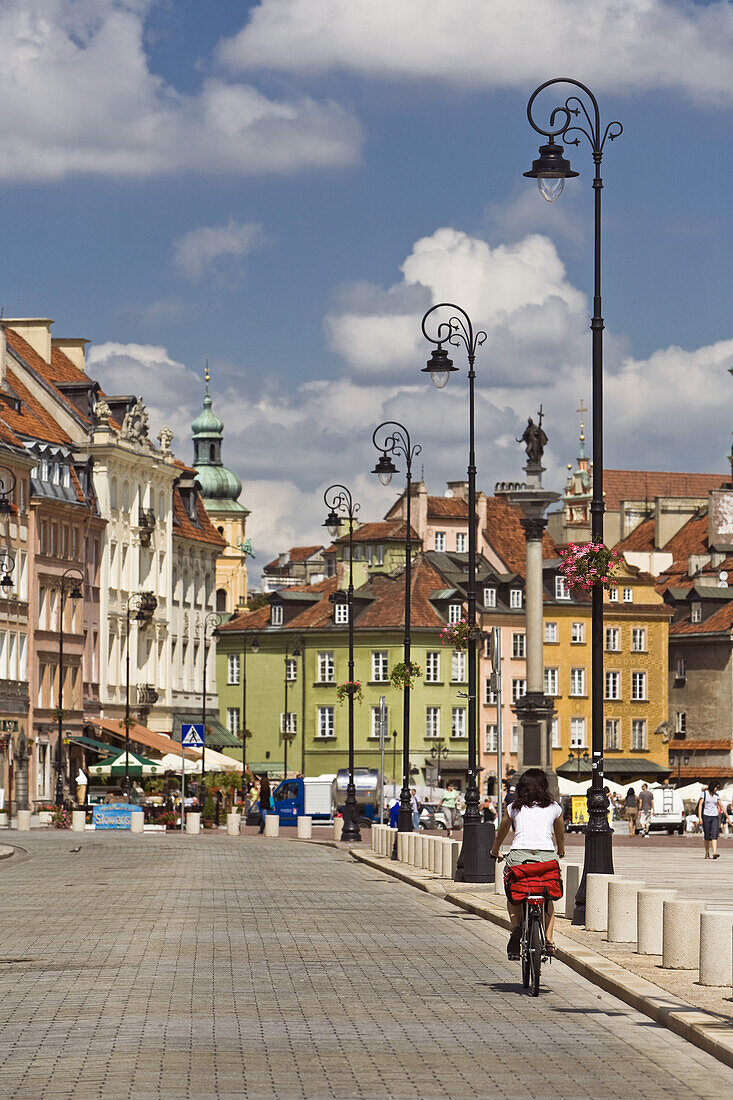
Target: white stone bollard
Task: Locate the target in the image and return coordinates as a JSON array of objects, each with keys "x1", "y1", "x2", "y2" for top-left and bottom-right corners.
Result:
[
  {"x1": 387, "y1": 828, "x2": 397, "y2": 857},
  {"x1": 607, "y1": 880, "x2": 646, "y2": 943},
  {"x1": 397, "y1": 831, "x2": 409, "y2": 862},
  {"x1": 130, "y1": 810, "x2": 144, "y2": 834},
  {"x1": 663, "y1": 899, "x2": 706, "y2": 969},
  {"x1": 407, "y1": 832, "x2": 418, "y2": 865},
  {"x1": 448, "y1": 840, "x2": 461, "y2": 881},
  {"x1": 563, "y1": 864, "x2": 582, "y2": 920},
  {"x1": 416, "y1": 834, "x2": 426, "y2": 869},
  {"x1": 637, "y1": 889, "x2": 678, "y2": 955},
  {"x1": 185, "y1": 811, "x2": 201, "y2": 835},
  {"x1": 426, "y1": 836, "x2": 437, "y2": 871},
  {"x1": 71, "y1": 810, "x2": 86, "y2": 832},
  {"x1": 333, "y1": 817, "x2": 344, "y2": 841},
  {"x1": 297, "y1": 816, "x2": 312, "y2": 840},
  {"x1": 227, "y1": 812, "x2": 242, "y2": 837},
  {"x1": 585, "y1": 873, "x2": 615, "y2": 932},
  {"x1": 423, "y1": 835, "x2": 433, "y2": 871},
  {"x1": 699, "y1": 911, "x2": 733, "y2": 986},
  {"x1": 264, "y1": 814, "x2": 280, "y2": 837},
  {"x1": 15, "y1": 809, "x2": 31, "y2": 831}
]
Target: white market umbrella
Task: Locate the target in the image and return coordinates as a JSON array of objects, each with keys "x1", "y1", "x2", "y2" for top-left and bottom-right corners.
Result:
[
  {"x1": 160, "y1": 752, "x2": 200, "y2": 774},
  {"x1": 557, "y1": 777, "x2": 586, "y2": 796}
]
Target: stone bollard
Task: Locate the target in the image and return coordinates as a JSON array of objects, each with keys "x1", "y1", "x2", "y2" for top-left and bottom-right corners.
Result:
[
  {"x1": 416, "y1": 834, "x2": 426, "y2": 869},
  {"x1": 185, "y1": 811, "x2": 201, "y2": 835},
  {"x1": 264, "y1": 814, "x2": 280, "y2": 838},
  {"x1": 297, "y1": 816, "x2": 312, "y2": 840},
  {"x1": 378, "y1": 825, "x2": 386, "y2": 855},
  {"x1": 585, "y1": 873, "x2": 615, "y2": 932},
  {"x1": 448, "y1": 839, "x2": 461, "y2": 881},
  {"x1": 700, "y1": 911, "x2": 733, "y2": 986},
  {"x1": 431, "y1": 836, "x2": 441, "y2": 872},
  {"x1": 397, "y1": 832, "x2": 409, "y2": 862},
  {"x1": 71, "y1": 810, "x2": 86, "y2": 832},
  {"x1": 424, "y1": 836, "x2": 435, "y2": 871},
  {"x1": 563, "y1": 864, "x2": 582, "y2": 920},
  {"x1": 227, "y1": 812, "x2": 242, "y2": 837},
  {"x1": 130, "y1": 810, "x2": 144, "y2": 834},
  {"x1": 15, "y1": 809, "x2": 31, "y2": 831},
  {"x1": 407, "y1": 832, "x2": 418, "y2": 865},
  {"x1": 607, "y1": 879, "x2": 645, "y2": 942},
  {"x1": 333, "y1": 817, "x2": 344, "y2": 841},
  {"x1": 637, "y1": 889, "x2": 678, "y2": 955},
  {"x1": 663, "y1": 899, "x2": 706, "y2": 969}
]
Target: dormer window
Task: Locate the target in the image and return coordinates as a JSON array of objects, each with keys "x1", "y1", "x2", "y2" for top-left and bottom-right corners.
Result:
[
  {"x1": 448, "y1": 602, "x2": 462, "y2": 624},
  {"x1": 554, "y1": 576, "x2": 570, "y2": 600},
  {"x1": 456, "y1": 533, "x2": 467, "y2": 552},
  {"x1": 40, "y1": 459, "x2": 49, "y2": 481},
  {"x1": 510, "y1": 588, "x2": 523, "y2": 609},
  {"x1": 334, "y1": 603, "x2": 349, "y2": 624},
  {"x1": 691, "y1": 602, "x2": 702, "y2": 624},
  {"x1": 271, "y1": 604, "x2": 283, "y2": 626},
  {"x1": 484, "y1": 586, "x2": 496, "y2": 608}
]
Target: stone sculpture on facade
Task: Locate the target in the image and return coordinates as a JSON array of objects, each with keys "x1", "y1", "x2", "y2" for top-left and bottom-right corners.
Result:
[
  {"x1": 120, "y1": 399, "x2": 150, "y2": 445},
  {"x1": 157, "y1": 427, "x2": 174, "y2": 454}
]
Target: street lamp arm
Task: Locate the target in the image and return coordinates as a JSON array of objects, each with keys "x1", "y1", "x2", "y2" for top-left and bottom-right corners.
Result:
[
  {"x1": 371, "y1": 421, "x2": 421, "y2": 469},
  {"x1": 526, "y1": 78, "x2": 622, "y2": 158},
  {"x1": 323, "y1": 483, "x2": 359, "y2": 522},
  {"x1": 421, "y1": 303, "x2": 487, "y2": 364}
]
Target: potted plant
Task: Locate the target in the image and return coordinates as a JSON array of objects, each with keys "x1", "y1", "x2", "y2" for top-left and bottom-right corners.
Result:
[
  {"x1": 202, "y1": 796, "x2": 217, "y2": 828},
  {"x1": 336, "y1": 680, "x2": 363, "y2": 705},
  {"x1": 389, "y1": 661, "x2": 422, "y2": 690},
  {"x1": 559, "y1": 542, "x2": 623, "y2": 593},
  {"x1": 440, "y1": 619, "x2": 477, "y2": 650}
]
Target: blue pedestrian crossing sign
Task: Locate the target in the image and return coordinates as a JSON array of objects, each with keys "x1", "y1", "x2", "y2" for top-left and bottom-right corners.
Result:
[{"x1": 181, "y1": 723, "x2": 205, "y2": 748}]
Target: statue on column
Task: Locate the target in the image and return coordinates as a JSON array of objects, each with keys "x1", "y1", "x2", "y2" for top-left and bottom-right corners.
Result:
[{"x1": 517, "y1": 406, "x2": 548, "y2": 465}]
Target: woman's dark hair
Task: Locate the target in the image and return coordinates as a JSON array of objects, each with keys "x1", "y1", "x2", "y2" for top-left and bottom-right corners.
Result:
[
  {"x1": 626, "y1": 787, "x2": 635, "y2": 798},
  {"x1": 512, "y1": 768, "x2": 553, "y2": 812},
  {"x1": 707, "y1": 781, "x2": 719, "y2": 794}
]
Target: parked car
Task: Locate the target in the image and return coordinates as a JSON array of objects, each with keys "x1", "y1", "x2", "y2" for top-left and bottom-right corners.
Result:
[
  {"x1": 647, "y1": 786, "x2": 685, "y2": 835},
  {"x1": 419, "y1": 803, "x2": 451, "y2": 831}
]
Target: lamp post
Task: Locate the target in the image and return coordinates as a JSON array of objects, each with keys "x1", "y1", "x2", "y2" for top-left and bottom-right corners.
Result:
[
  {"x1": 54, "y1": 567, "x2": 83, "y2": 806},
  {"x1": 568, "y1": 748, "x2": 590, "y2": 784},
  {"x1": 323, "y1": 483, "x2": 361, "y2": 843},
  {"x1": 524, "y1": 78, "x2": 622, "y2": 911},
  {"x1": 421, "y1": 303, "x2": 492, "y2": 883},
  {"x1": 122, "y1": 591, "x2": 157, "y2": 795},
  {"x1": 283, "y1": 634, "x2": 303, "y2": 778},
  {"x1": 372, "y1": 421, "x2": 422, "y2": 848},
  {"x1": 429, "y1": 738, "x2": 449, "y2": 789},
  {"x1": 201, "y1": 611, "x2": 222, "y2": 811},
  {"x1": 240, "y1": 631, "x2": 259, "y2": 805},
  {"x1": 0, "y1": 467, "x2": 16, "y2": 514}
]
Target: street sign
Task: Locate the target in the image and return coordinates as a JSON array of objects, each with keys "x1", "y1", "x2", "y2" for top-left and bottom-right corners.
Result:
[{"x1": 181, "y1": 724, "x2": 205, "y2": 748}]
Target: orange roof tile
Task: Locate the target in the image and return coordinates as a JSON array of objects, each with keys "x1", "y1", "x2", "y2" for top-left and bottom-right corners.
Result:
[
  {"x1": 2, "y1": 367, "x2": 72, "y2": 444},
  {"x1": 428, "y1": 496, "x2": 468, "y2": 518},
  {"x1": 335, "y1": 521, "x2": 420, "y2": 544},
  {"x1": 172, "y1": 488, "x2": 226, "y2": 548},
  {"x1": 670, "y1": 602, "x2": 733, "y2": 636},
  {"x1": 615, "y1": 517, "x2": 656, "y2": 553},
  {"x1": 483, "y1": 496, "x2": 556, "y2": 574},
  {"x1": 5, "y1": 328, "x2": 91, "y2": 426},
  {"x1": 668, "y1": 740, "x2": 731, "y2": 752},
  {"x1": 603, "y1": 470, "x2": 727, "y2": 511}
]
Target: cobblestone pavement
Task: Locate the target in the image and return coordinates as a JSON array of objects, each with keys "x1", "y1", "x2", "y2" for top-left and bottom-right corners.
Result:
[{"x1": 2, "y1": 834, "x2": 733, "y2": 1100}]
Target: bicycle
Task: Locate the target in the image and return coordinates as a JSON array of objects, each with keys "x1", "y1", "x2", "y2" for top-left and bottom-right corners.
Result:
[{"x1": 519, "y1": 892, "x2": 549, "y2": 996}]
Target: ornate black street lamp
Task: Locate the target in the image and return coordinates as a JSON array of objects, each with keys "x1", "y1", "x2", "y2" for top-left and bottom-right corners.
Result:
[
  {"x1": 122, "y1": 591, "x2": 157, "y2": 794},
  {"x1": 323, "y1": 483, "x2": 361, "y2": 843},
  {"x1": 283, "y1": 634, "x2": 303, "y2": 778},
  {"x1": 240, "y1": 631, "x2": 259, "y2": 805},
  {"x1": 0, "y1": 466, "x2": 17, "y2": 515},
  {"x1": 525, "y1": 78, "x2": 622, "y2": 912},
  {"x1": 201, "y1": 611, "x2": 222, "y2": 809},
  {"x1": 55, "y1": 567, "x2": 83, "y2": 806},
  {"x1": 422, "y1": 303, "x2": 491, "y2": 883},
  {"x1": 372, "y1": 421, "x2": 421, "y2": 854},
  {"x1": 429, "y1": 738, "x2": 449, "y2": 789},
  {"x1": 568, "y1": 748, "x2": 590, "y2": 784}
]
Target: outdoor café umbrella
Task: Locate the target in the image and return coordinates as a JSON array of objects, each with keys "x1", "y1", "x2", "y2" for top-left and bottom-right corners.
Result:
[{"x1": 90, "y1": 751, "x2": 163, "y2": 777}]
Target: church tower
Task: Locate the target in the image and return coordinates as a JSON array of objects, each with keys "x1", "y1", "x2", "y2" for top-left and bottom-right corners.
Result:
[
  {"x1": 558, "y1": 400, "x2": 593, "y2": 543},
  {"x1": 192, "y1": 364, "x2": 250, "y2": 612}
]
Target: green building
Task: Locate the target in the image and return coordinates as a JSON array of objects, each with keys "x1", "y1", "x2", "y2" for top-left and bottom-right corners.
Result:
[{"x1": 215, "y1": 554, "x2": 474, "y2": 786}]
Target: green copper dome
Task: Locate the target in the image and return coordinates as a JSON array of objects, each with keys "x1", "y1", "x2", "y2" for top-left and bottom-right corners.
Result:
[{"x1": 192, "y1": 366, "x2": 245, "y2": 507}]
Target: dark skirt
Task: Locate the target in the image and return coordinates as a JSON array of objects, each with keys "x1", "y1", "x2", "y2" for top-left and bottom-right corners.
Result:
[{"x1": 702, "y1": 814, "x2": 720, "y2": 840}]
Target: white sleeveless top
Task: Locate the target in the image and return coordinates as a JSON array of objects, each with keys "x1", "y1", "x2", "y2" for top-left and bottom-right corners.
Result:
[{"x1": 509, "y1": 801, "x2": 562, "y2": 851}]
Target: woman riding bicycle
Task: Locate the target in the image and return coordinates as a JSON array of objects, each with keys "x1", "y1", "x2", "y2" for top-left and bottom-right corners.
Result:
[{"x1": 490, "y1": 768, "x2": 565, "y2": 959}]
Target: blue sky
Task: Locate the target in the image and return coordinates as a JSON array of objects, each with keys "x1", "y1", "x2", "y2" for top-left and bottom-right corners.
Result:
[{"x1": 3, "y1": 0, "x2": 733, "y2": 575}]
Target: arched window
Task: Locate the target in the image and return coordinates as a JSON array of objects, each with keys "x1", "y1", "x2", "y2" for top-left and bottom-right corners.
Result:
[
  {"x1": 209, "y1": 443, "x2": 216, "y2": 462},
  {"x1": 158, "y1": 491, "x2": 165, "y2": 520},
  {"x1": 216, "y1": 588, "x2": 227, "y2": 613},
  {"x1": 122, "y1": 480, "x2": 130, "y2": 513},
  {"x1": 109, "y1": 478, "x2": 118, "y2": 511}
]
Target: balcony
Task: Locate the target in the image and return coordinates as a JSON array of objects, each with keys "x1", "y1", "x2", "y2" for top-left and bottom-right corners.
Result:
[
  {"x1": 138, "y1": 509, "x2": 156, "y2": 546},
  {"x1": 137, "y1": 684, "x2": 159, "y2": 706}
]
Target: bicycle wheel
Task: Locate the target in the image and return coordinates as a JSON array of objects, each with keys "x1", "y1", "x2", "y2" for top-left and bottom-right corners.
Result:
[
  {"x1": 529, "y1": 913, "x2": 542, "y2": 996},
  {"x1": 521, "y1": 908, "x2": 530, "y2": 987}
]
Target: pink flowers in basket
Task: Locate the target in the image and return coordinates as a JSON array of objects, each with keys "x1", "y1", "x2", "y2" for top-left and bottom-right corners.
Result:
[
  {"x1": 440, "y1": 618, "x2": 474, "y2": 649},
  {"x1": 559, "y1": 542, "x2": 623, "y2": 593}
]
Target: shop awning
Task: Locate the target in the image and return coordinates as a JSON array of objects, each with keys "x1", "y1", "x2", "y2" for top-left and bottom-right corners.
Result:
[
  {"x1": 171, "y1": 713, "x2": 242, "y2": 749},
  {"x1": 69, "y1": 734, "x2": 118, "y2": 754},
  {"x1": 89, "y1": 718, "x2": 201, "y2": 763},
  {"x1": 557, "y1": 757, "x2": 671, "y2": 780},
  {"x1": 90, "y1": 751, "x2": 164, "y2": 777}
]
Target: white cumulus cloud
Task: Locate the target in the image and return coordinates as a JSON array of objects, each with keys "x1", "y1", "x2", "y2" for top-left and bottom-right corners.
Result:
[{"x1": 173, "y1": 220, "x2": 266, "y2": 281}]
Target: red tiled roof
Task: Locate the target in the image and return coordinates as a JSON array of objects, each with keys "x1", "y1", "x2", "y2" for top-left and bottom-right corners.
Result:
[
  {"x1": 335, "y1": 521, "x2": 420, "y2": 544},
  {"x1": 603, "y1": 470, "x2": 727, "y2": 511},
  {"x1": 2, "y1": 367, "x2": 72, "y2": 444},
  {"x1": 668, "y1": 740, "x2": 731, "y2": 752},
  {"x1": 5, "y1": 328, "x2": 91, "y2": 426},
  {"x1": 218, "y1": 604, "x2": 272, "y2": 633},
  {"x1": 263, "y1": 545, "x2": 323, "y2": 573},
  {"x1": 92, "y1": 718, "x2": 201, "y2": 762},
  {"x1": 615, "y1": 517, "x2": 656, "y2": 553},
  {"x1": 172, "y1": 488, "x2": 226, "y2": 547},
  {"x1": 677, "y1": 767, "x2": 733, "y2": 779},
  {"x1": 357, "y1": 557, "x2": 446, "y2": 630},
  {"x1": 50, "y1": 344, "x2": 87, "y2": 383},
  {"x1": 483, "y1": 496, "x2": 556, "y2": 574},
  {"x1": 428, "y1": 496, "x2": 468, "y2": 518},
  {"x1": 670, "y1": 602, "x2": 733, "y2": 636}
]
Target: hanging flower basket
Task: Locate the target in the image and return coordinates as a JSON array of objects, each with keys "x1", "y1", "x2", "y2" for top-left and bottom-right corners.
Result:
[
  {"x1": 559, "y1": 542, "x2": 624, "y2": 593},
  {"x1": 389, "y1": 661, "x2": 422, "y2": 691},
  {"x1": 336, "y1": 681, "x2": 363, "y2": 705},
  {"x1": 440, "y1": 619, "x2": 477, "y2": 650}
]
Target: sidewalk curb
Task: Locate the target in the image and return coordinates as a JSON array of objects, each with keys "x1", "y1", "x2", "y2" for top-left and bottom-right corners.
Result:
[{"x1": 351, "y1": 848, "x2": 733, "y2": 1072}]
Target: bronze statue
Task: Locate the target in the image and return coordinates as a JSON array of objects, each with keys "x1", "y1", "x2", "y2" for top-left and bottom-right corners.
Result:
[{"x1": 517, "y1": 407, "x2": 547, "y2": 464}]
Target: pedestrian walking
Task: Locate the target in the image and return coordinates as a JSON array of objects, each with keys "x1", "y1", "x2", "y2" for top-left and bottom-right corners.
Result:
[
  {"x1": 438, "y1": 782, "x2": 459, "y2": 837},
  {"x1": 697, "y1": 781, "x2": 731, "y2": 859},
  {"x1": 257, "y1": 775, "x2": 272, "y2": 835},
  {"x1": 502, "y1": 777, "x2": 516, "y2": 808},
  {"x1": 389, "y1": 797, "x2": 400, "y2": 829},
  {"x1": 624, "y1": 787, "x2": 639, "y2": 836},
  {"x1": 638, "y1": 783, "x2": 654, "y2": 837},
  {"x1": 410, "y1": 788, "x2": 421, "y2": 831},
  {"x1": 481, "y1": 796, "x2": 497, "y2": 823}
]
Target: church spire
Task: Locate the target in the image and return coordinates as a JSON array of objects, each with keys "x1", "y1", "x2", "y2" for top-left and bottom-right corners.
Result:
[
  {"x1": 577, "y1": 398, "x2": 588, "y2": 466},
  {"x1": 191, "y1": 359, "x2": 243, "y2": 506}
]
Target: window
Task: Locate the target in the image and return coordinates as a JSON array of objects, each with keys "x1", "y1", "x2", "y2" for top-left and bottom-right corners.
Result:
[
  {"x1": 451, "y1": 650, "x2": 466, "y2": 682},
  {"x1": 512, "y1": 633, "x2": 526, "y2": 659},
  {"x1": 448, "y1": 602, "x2": 462, "y2": 624},
  {"x1": 676, "y1": 656, "x2": 686, "y2": 679},
  {"x1": 605, "y1": 718, "x2": 620, "y2": 750},
  {"x1": 632, "y1": 628, "x2": 646, "y2": 653},
  {"x1": 371, "y1": 650, "x2": 389, "y2": 682},
  {"x1": 110, "y1": 478, "x2": 118, "y2": 510},
  {"x1": 375, "y1": 545, "x2": 384, "y2": 565},
  {"x1": 609, "y1": 588, "x2": 618, "y2": 602},
  {"x1": 511, "y1": 678, "x2": 526, "y2": 703},
  {"x1": 226, "y1": 707, "x2": 240, "y2": 736},
  {"x1": 631, "y1": 719, "x2": 647, "y2": 750},
  {"x1": 370, "y1": 705, "x2": 389, "y2": 739},
  {"x1": 71, "y1": 528, "x2": 78, "y2": 560},
  {"x1": 334, "y1": 603, "x2": 349, "y2": 624},
  {"x1": 551, "y1": 717, "x2": 560, "y2": 749},
  {"x1": 317, "y1": 652, "x2": 335, "y2": 683},
  {"x1": 426, "y1": 707, "x2": 441, "y2": 738},
  {"x1": 631, "y1": 671, "x2": 647, "y2": 701},
  {"x1": 484, "y1": 587, "x2": 496, "y2": 608},
  {"x1": 570, "y1": 668, "x2": 585, "y2": 696},
  {"x1": 434, "y1": 531, "x2": 446, "y2": 551},
  {"x1": 511, "y1": 725, "x2": 520, "y2": 753},
  {"x1": 227, "y1": 654, "x2": 240, "y2": 685},
  {"x1": 555, "y1": 576, "x2": 570, "y2": 600},
  {"x1": 544, "y1": 621, "x2": 558, "y2": 643},
  {"x1": 451, "y1": 707, "x2": 466, "y2": 738},
  {"x1": 425, "y1": 651, "x2": 441, "y2": 683},
  {"x1": 571, "y1": 622, "x2": 585, "y2": 644},
  {"x1": 676, "y1": 711, "x2": 686, "y2": 734},
  {"x1": 317, "y1": 706, "x2": 335, "y2": 738},
  {"x1": 485, "y1": 724, "x2": 498, "y2": 753},
  {"x1": 484, "y1": 677, "x2": 497, "y2": 705},
  {"x1": 456, "y1": 533, "x2": 467, "y2": 552},
  {"x1": 285, "y1": 658, "x2": 297, "y2": 682},
  {"x1": 544, "y1": 667, "x2": 559, "y2": 696},
  {"x1": 605, "y1": 671, "x2": 620, "y2": 700},
  {"x1": 271, "y1": 604, "x2": 283, "y2": 626},
  {"x1": 280, "y1": 712, "x2": 297, "y2": 734},
  {"x1": 510, "y1": 588, "x2": 523, "y2": 609},
  {"x1": 623, "y1": 587, "x2": 633, "y2": 603},
  {"x1": 691, "y1": 602, "x2": 702, "y2": 623},
  {"x1": 570, "y1": 717, "x2": 586, "y2": 748},
  {"x1": 122, "y1": 481, "x2": 130, "y2": 513},
  {"x1": 39, "y1": 520, "x2": 47, "y2": 555},
  {"x1": 605, "y1": 627, "x2": 620, "y2": 651}
]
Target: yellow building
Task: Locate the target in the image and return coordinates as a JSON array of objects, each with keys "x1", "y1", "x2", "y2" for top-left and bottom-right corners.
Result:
[{"x1": 544, "y1": 563, "x2": 672, "y2": 783}]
